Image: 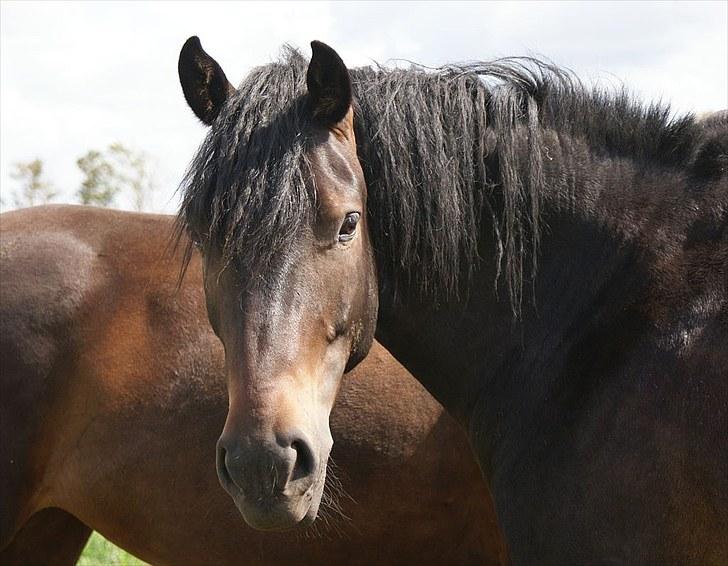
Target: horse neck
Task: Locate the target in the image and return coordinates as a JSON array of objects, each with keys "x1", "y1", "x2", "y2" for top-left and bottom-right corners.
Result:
[{"x1": 374, "y1": 126, "x2": 690, "y2": 468}]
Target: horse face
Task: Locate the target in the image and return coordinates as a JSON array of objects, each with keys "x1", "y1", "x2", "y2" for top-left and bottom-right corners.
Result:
[{"x1": 178, "y1": 38, "x2": 377, "y2": 530}]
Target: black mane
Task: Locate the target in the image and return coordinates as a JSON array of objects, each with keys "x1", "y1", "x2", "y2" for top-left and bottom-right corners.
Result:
[{"x1": 177, "y1": 48, "x2": 706, "y2": 309}]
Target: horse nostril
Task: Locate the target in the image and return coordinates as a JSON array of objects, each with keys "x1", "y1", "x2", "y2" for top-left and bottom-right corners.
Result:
[
  {"x1": 290, "y1": 438, "x2": 315, "y2": 482},
  {"x1": 216, "y1": 444, "x2": 235, "y2": 490}
]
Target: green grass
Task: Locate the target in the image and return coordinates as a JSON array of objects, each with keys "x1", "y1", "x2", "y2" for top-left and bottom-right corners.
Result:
[{"x1": 77, "y1": 532, "x2": 148, "y2": 566}]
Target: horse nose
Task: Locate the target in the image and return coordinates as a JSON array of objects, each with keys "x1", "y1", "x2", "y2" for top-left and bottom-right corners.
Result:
[{"x1": 216, "y1": 431, "x2": 318, "y2": 499}]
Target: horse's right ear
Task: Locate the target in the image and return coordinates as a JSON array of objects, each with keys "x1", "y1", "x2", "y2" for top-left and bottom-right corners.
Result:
[{"x1": 178, "y1": 36, "x2": 235, "y2": 126}]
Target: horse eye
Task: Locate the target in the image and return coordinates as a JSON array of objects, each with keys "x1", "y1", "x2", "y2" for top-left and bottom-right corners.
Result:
[
  {"x1": 188, "y1": 232, "x2": 203, "y2": 249},
  {"x1": 338, "y1": 212, "x2": 360, "y2": 242}
]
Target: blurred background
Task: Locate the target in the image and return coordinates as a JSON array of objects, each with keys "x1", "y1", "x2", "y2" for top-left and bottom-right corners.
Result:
[{"x1": 1, "y1": 0, "x2": 726, "y2": 213}]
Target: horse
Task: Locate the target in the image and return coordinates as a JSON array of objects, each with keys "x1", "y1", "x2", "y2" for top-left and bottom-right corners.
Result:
[
  {"x1": 0, "y1": 205, "x2": 507, "y2": 565},
  {"x1": 175, "y1": 35, "x2": 728, "y2": 564}
]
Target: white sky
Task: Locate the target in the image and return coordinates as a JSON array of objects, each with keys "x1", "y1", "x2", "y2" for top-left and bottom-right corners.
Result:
[{"x1": 1, "y1": 1, "x2": 726, "y2": 213}]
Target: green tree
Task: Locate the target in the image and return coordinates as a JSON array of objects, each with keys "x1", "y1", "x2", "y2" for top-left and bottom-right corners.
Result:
[
  {"x1": 108, "y1": 143, "x2": 156, "y2": 211},
  {"x1": 76, "y1": 144, "x2": 156, "y2": 210},
  {"x1": 76, "y1": 150, "x2": 119, "y2": 206},
  {"x1": 10, "y1": 159, "x2": 57, "y2": 208}
]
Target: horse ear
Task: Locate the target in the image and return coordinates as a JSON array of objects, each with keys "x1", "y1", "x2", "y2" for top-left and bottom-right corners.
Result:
[
  {"x1": 306, "y1": 41, "x2": 352, "y2": 126},
  {"x1": 178, "y1": 36, "x2": 235, "y2": 126}
]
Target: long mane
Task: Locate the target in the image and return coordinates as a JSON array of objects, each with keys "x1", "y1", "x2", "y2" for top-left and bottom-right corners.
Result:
[{"x1": 176, "y1": 47, "x2": 704, "y2": 310}]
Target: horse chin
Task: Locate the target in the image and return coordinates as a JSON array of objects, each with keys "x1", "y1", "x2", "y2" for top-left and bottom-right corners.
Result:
[{"x1": 232, "y1": 483, "x2": 323, "y2": 532}]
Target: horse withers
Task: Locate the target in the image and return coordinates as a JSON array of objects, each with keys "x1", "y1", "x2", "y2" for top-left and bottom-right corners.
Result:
[
  {"x1": 0, "y1": 205, "x2": 506, "y2": 565},
  {"x1": 176, "y1": 36, "x2": 727, "y2": 564}
]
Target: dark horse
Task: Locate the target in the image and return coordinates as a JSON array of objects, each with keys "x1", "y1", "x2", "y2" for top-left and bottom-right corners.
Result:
[
  {"x1": 0, "y1": 205, "x2": 506, "y2": 565},
  {"x1": 176, "y1": 36, "x2": 727, "y2": 563}
]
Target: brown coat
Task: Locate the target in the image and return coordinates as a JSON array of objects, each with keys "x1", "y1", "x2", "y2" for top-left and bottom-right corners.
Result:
[{"x1": 0, "y1": 205, "x2": 506, "y2": 565}]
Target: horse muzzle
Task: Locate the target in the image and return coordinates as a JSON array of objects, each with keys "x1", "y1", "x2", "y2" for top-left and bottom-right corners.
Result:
[{"x1": 216, "y1": 429, "x2": 328, "y2": 530}]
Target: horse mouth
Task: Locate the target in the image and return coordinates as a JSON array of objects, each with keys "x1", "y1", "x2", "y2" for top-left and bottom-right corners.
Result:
[{"x1": 229, "y1": 487, "x2": 319, "y2": 531}]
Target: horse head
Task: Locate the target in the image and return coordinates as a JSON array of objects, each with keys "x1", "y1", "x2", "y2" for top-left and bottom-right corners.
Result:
[{"x1": 177, "y1": 37, "x2": 377, "y2": 530}]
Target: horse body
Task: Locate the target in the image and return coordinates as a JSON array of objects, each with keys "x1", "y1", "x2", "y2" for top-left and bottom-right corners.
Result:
[
  {"x1": 176, "y1": 37, "x2": 727, "y2": 564},
  {"x1": 373, "y1": 111, "x2": 728, "y2": 563},
  {"x1": 0, "y1": 205, "x2": 505, "y2": 565}
]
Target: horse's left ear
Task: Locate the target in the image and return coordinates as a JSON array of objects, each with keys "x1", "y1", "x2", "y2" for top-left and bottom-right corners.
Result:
[
  {"x1": 306, "y1": 41, "x2": 352, "y2": 126},
  {"x1": 178, "y1": 36, "x2": 235, "y2": 126}
]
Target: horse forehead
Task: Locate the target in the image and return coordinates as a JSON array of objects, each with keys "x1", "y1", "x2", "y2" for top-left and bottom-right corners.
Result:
[{"x1": 309, "y1": 139, "x2": 361, "y2": 201}]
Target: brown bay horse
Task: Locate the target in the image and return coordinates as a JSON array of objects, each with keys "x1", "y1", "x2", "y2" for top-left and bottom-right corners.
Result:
[
  {"x1": 176, "y1": 37, "x2": 727, "y2": 564},
  {"x1": 0, "y1": 205, "x2": 506, "y2": 565}
]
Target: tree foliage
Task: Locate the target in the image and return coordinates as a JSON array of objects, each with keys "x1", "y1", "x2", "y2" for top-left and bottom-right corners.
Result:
[
  {"x1": 76, "y1": 149, "x2": 120, "y2": 207},
  {"x1": 76, "y1": 144, "x2": 156, "y2": 209},
  {"x1": 108, "y1": 143, "x2": 156, "y2": 211},
  {"x1": 9, "y1": 159, "x2": 57, "y2": 208}
]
